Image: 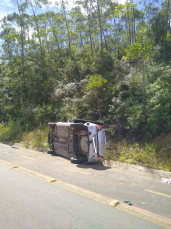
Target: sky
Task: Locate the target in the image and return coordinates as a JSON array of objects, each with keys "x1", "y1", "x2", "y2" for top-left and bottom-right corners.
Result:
[
  {"x1": 0, "y1": 0, "x2": 126, "y2": 21},
  {"x1": 0, "y1": 0, "x2": 126, "y2": 48}
]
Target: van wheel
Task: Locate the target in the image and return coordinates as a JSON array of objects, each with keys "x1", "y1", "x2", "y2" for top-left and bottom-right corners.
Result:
[
  {"x1": 47, "y1": 150, "x2": 54, "y2": 154},
  {"x1": 70, "y1": 123, "x2": 83, "y2": 129},
  {"x1": 70, "y1": 157, "x2": 84, "y2": 164}
]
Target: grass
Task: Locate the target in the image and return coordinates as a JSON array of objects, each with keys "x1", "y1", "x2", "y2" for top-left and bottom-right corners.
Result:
[
  {"x1": 0, "y1": 120, "x2": 49, "y2": 152},
  {"x1": 0, "y1": 119, "x2": 23, "y2": 142},
  {"x1": 0, "y1": 120, "x2": 171, "y2": 171},
  {"x1": 21, "y1": 126, "x2": 49, "y2": 150},
  {"x1": 105, "y1": 138, "x2": 171, "y2": 171}
]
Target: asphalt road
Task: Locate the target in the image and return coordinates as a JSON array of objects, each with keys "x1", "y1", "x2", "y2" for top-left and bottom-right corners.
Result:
[{"x1": 0, "y1": 143, "x2": 171, "y2": 229}]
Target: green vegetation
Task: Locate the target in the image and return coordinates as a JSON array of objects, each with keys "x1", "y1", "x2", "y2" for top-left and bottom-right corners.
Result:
[
  {"x1": 0, "y1": 0, "x2": 171, "y2": 170},
  {"x1": 21, "y1": 126, "x2": 49, "y2": 150},
  {"x1": 106, "y1": 139, "x2": 171, "y2": 171},
  {"x1": 0, "y1": 120, "x2": 48, "y2": 150},
  {"x1": 0, "y1": 119, "x2": 22, "y2": 142},
  {"x1": 0, "y1": 120, "x2": 171, "y2": 171}
]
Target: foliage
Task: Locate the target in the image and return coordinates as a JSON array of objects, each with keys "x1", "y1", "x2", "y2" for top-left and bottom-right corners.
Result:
[
  {"x1": 0, "y1": 119, "x2": 21, "y2": 141},
  {"x1": 0, "y1": 0, "x2": 171, "y2": 166},
  {"x1": 85, "y1": 74, "x2": 107, "y2": 90},
  {"x1": 21, "y1": 125, "x2": 49, "y2": 150},
  {"x1": 105, "y1": 140, "x2": 171, "y2": 171}
]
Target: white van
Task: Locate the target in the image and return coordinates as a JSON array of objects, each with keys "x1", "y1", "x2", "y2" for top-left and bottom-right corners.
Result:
[{"x1": 48, "y1": 119, "x2": 106, "y2": 164}]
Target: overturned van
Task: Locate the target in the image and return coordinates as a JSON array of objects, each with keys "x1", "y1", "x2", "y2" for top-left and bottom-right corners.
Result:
[{"x1": 48, "y1": 119, "x2": 106, "y2": 164}]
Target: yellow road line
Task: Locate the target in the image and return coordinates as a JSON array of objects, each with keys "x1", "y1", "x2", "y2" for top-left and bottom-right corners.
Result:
[
  {"x1": 20, "y1": 155, "x2": 35, "y2": 161},
  {"x1": 0, "y1": 143, "x2": 5, "y2": 146},
  {"x1": 0, "y1": 159, "x2": 171, "y2": 229},
  {"x1": 145, "y1": 189, "x2": 171, "y2": 199},
  {"x1": 116, "y1": 205, "x2": 171, "y2": 229},
  {"x1": 64, "y1": 167, "x2": 90, "y2": 175}
]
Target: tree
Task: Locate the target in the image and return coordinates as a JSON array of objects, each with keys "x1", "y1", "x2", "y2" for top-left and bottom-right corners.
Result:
[
  {"x1": 60, "y1": 0, "x2": 72, "y2": 60},
  {"x1": 28, "y1": 0, "x2": 48, "y2": 66},
  {"x1": 85, "y1": 74, "x2": 107, "y2": 119},
  {"x1": 124, "y1": 25, "x2": 157, "y2": 115}
]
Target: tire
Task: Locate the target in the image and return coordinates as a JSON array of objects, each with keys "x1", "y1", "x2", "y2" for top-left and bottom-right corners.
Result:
[
  {"x1": 48, "y1": 123, "x2": 56, "y2": 128},
  {"x1": 70, "y1": 157, "x2": 84, "y2": 164},
  {"x1": 70, "y1": 123, "x2": 83, "y2": 129},
  {"x1": 74, "y1": 119, "x2": 104, "y2": 126},
  {"x1": 47, "y1": 150, "x2": 54, "y2": 154}
]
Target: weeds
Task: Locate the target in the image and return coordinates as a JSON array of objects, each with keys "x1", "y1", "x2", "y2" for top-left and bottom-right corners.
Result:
[
  {"x1": 21, "y1": 126, "x2": 49, "y2": 150},
  {"x1": 0, "y1": 120, "x2": 171, "y2": 171},
  {"x1": 105, "y1": 139, "x2": 171, "y2": 171},
  {"x1": 0, "y1": 119, "x2": 21, "y2": 142},
  {"x1": 0, "y1": 120, "x2": 49, "y2": 152}
]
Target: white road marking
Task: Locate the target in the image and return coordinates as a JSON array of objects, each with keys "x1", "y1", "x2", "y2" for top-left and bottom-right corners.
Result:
[
  {"x1": 145, "y1": 189, "x2": 171, "y2": 199},
  {"x1": 20, "y1": 155, "x2": 35, "y2": 161},
  {"x1": 64, "y1": 167, "x2": 90, "y2": 175},
  {"x1": 0, "y1": 159, "x2": 171, "y2": 228}
]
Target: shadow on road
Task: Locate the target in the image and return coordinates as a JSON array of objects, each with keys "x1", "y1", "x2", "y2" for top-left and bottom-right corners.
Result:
[
  {"x1": 51, "y1": 153, "x2": 110, "y2": 170},
  {"x1": 76, "y1": 161, "x2": 110, "y2": 171}
]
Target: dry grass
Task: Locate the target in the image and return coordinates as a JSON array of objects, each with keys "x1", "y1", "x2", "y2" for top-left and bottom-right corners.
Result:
[
  {"x1": 155, "y1": 133, "x2": 171, "y2": 147},
  {"x1": 1, "y1": 121, "x2": 171, "y2": 171},
  {"x1": 21, "y1": 126, "x2": 49, "y2": 151},
  {"x1": 105, "y1": 138, "x2": 171, "y2": 171}
]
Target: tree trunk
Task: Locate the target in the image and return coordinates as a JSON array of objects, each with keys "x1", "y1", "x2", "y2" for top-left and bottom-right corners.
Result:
[
  {"x1": 109, "y1": 0, "x2": 118, "y2": 52},
  {"x1": 61, "y1": 0, "x2": 72, "y2": 60},
  {"x1": 52, "y1": 28, "x2": 61, "y2": 58},
  {"x1": 132, "y1": 0, "x2": 134, "y2": 43},
  {"x1": 163, "y1": 0, "x2": 170, "y2": 62},
  {"x1": 15, "y1": 0, "x2": 25, "y2": 78},
  {"x1": 89, "y1": 27, "x2": 93, "y2": 58},
  {"x1": 96, "y1": 92, "x2": 101, "y2": 120},
  {"x1": 86, "y1": 4, "x2": 93, "y2": 58},
  {"x1": 47, "y1": 16, "x2": 61, "y2": 58},
  {"x1": 29, "y1": 0, "x2": 44, "y2": 66},
  {"x1": 103, "y1": 31, "x2": 108, "y2": 51},
  {"x1": 97, "y1": 0, "x2": 103, "y2": 61},
  {"x1": 133, "y1": 1, "x2": 136, "y2": 42},
  {"x1": 142, "y1": 60, "x2": 146, "y2": 115},
  {"x1": 80, "y1": 31, "x2": 83, "y2": 48},
  {"x1": 118, "y1": 40, "x2": 120, "y2": 59},
  {"x1": 128, "y1": 5, "x2": 131, "y2": 45}
]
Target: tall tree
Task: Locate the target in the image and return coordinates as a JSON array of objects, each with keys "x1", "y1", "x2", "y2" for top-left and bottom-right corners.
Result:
[
  {"x1": 163, "y1": 0, "x2": 170, "y2": 61},
  {"x1": 60, "y1": 0, "x2": 72, "y2": 60},
  {"x1": 28, "y1": 0, "x2": 48, "y2": 66},
  {"x1": 96, "y1": 0, "x2": 104, "y2": 60},
  {"x1": 12, "y1": 0, "x2": 28, "y2": 78},
  {"x1": 124, "y1": 25, "x2": 157, "y2": 116}
]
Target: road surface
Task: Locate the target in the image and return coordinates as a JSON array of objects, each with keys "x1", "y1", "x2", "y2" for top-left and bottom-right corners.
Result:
[{"x1": 0, "y1": 143, "x2": 171, "y2": 229}]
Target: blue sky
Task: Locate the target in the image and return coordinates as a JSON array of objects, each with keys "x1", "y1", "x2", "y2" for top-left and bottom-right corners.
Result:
[
  {"x1": 0, "y1": 0, "x2": 126, "y2": 47},
  {"x1": 0, "y1": 0, "x2": 16, "y2": 20},
  {"x1": 0, "y1": 0, "x2": 126, "y2": 21}
]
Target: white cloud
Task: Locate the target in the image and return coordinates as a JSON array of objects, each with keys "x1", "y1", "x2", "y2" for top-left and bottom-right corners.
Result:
[
  {"x1": 0, "y1": 0, "x2": 127, "y2": 23},
  {"x1": 49, "y1": 0, "x2": 126, "y2": 9},
  {"x1": 0, "y1": 0, "x2": 127, "y2": 19},
  {"x1": 0, "y1": 0, "x2": 17, "y2": 22},
  {"x1": 118, "y1": 0, "x2": 126, "y2": 4},
  {"x1": 0, "y1": 0, "x2": 16, "y2": 14},
  {"x1": 47, "y1": 0, "x2": 76, "y2": 9},
  {"x1": 63, "y1": 0, "x2": 76, "y2": 8},
  {"x1": 0, "y1": 13, "x2": 7, "y2": 21}
]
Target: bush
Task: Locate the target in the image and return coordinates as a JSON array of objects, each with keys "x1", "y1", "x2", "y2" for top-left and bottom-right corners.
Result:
[{"x1": 0, "y1": 119, "x2": 21, "y2": 141}]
